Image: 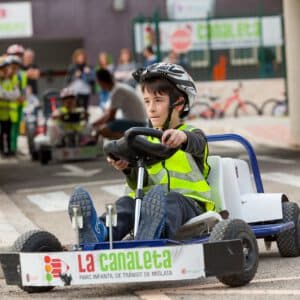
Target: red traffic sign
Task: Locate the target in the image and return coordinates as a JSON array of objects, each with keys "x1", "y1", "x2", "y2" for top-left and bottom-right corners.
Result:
[{"x1": 170, "y1": 28, "x2": 192, "y2": 53}]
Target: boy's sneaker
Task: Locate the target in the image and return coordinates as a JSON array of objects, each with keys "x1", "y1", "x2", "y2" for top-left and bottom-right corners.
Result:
[
  {"x1": 68, "y1": 187, "x2": 107, "y2": 244},
  {"x1": 135, "y1": 185, "x2": 166, "y2": 240}
]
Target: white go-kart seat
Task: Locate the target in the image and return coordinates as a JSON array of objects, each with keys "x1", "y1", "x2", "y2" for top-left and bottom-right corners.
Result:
[{"x1": 177, "y1": 155, "x2": 285, "y2": 239}]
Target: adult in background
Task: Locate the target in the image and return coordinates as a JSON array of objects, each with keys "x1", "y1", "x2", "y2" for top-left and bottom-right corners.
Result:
[
  {"x1": 96, "y1": 52, "x2": 114, "y2": 73},
  {"x1": 66, "y1": 48, "x2": 95, "y2": 111},
  {"x1": 143, "y1": 46, "x2": 158, "y2": 67},
  {"x1": 0, "y1": 56, "x2": 21, "y2": 156},
  {"x1": 22, "y1": 48, "x2": 40, "y2": 97},
  {"x1": 6, "y1": 44, "x2": 27, "y2": 154},
  {"x1": 92, "y1": 69, "x2": 147, "y2": 139},
  {"x1": 114, "y1": 48, "x2": 137, "y2": 88},
  {"x1": 95, "y1": 52, "x2": 114, "y2": 110}
]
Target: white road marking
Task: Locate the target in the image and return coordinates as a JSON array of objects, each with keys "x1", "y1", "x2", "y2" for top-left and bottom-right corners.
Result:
[
  {"x1": 0, "y1": 223, "x2": 20, "y2": 247},
  {"x1": 0, "y1": 207, "x2": 20, "y2": 247},
  {"x1": 135, "y1": 291, "x2": 171, "y2": 300},
  {"x1": 16, "y1": 179, "x2": 124, "y2": 194},
  {"x1": 262, "y1": 172, "x2": 300, "y2": 188},
  {"x1": 101, "y1": 184, "x2": 125, "y2": 197},
  {"x1": 56, "y1": 164, "x2": 101, "y2": 177},
  {"x1": 0, "y1": 157, "x2": 18, "y2": 164},
  {"x1": 239, "y1": 154, "x2": 296, "y2": 165},
  {"x1": 0, "y1": 188, "x2": 37, "y2": 247},
  {"x1": 27, "y1": 191, "x2": 70, "y2": 212},
  {"x1": 168, "y1": 289, "x2": 300, "y2": 296}
]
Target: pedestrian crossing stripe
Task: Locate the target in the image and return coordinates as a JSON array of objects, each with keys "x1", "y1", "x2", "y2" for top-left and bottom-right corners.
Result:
[
  {"x1": 101, "y1": 184, "x2": 125, "y2": 197},
  {"x1": 262, "y1": 173, "x2": 300, "y2": 188},
  {"x1": 27, "y1": 191, "x2": 70, "y2": 212},
  {"x1": 25, "y1": 173, "x2": 300, "y2": 213}
]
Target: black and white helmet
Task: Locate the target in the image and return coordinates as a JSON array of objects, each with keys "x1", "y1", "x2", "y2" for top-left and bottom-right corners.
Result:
[{"x1": 133, "y1": 62, "x2": 197, "y2": 111}]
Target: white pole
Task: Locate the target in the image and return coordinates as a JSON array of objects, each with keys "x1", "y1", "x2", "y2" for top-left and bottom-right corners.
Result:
[{"x1": 283, "y1": 0, "x2": 300, "y2": 144}]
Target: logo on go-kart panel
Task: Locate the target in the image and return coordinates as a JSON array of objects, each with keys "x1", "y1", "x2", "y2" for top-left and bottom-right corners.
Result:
[{"x1": 44, "y1": 255, "x2": 70, "y2": 282}]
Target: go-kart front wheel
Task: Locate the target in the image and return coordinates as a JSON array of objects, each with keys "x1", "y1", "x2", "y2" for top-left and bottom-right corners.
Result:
[
  {"x1": 276, "y1": 201, "x2": 300, "y2": 257},
  {"x1": 209, "y1": 219, "x2": 258, "y2": 287},
  {"x1": 39, "y1": 148, "x2": 51, "y2": 165},
  {"x1": 11, "y1": 230, "x2": 63, "y2": 293}
]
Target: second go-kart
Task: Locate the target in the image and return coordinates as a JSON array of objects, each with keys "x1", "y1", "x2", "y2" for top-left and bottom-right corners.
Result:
[
  {"x1": 34, "y1": 111, "x2": 101, "y2": 165},
  {"x1": 0, "y1": 127, "x2": 299, "y2": 293},
  {"x1": 33, "y1": 90, "x2": 101, "y2": 165}
]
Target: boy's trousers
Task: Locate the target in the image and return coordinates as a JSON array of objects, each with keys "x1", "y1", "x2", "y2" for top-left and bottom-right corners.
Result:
[{"x1": 100, "y1": 191, "x2": 204, "y2": 241}]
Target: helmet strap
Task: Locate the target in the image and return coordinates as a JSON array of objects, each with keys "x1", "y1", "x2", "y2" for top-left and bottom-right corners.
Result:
[
  {"x1": 148, "y1": 118, "x2": 153, "y2": 128},
  {"x1": 162, "y1": 95, "x2": 182, "y2": 130},
  {"x1": 162, "y1": 105, "x2": 173, "y2": 131}
]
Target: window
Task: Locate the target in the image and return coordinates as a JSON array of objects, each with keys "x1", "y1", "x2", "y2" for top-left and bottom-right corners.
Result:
[
  {"x1": 230, "y1": 47, "x2": 258, "y2": 65},
  {"x1": 187, "y1": 49, "x2": 210, "y2": 67}
]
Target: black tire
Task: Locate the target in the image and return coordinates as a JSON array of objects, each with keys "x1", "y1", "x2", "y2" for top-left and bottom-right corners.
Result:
[
  {"x1": 209, "y1": 219, "x2": 258, "y2": 287},
  {"x1": 189, "y1": 102, "x2": 216, "y2": 119},
  {"x1": 260, "y1": 98, "x2": 280, "y2": 115},
  {"x1": 11, "y1": 230, "x2": 63, "y2": 293},
  {"x1": 31, "y1": 151, "x2": 39, "y2": 161},
  {"x1": 39, "y1": 148, "x2": 51, "y2": 165},
  {"x1": 234, "y1": 101, "x2": 260, "y2": 117},
  {"x1": 276, "y1": 201, "x2": 300, "y2": 257}
]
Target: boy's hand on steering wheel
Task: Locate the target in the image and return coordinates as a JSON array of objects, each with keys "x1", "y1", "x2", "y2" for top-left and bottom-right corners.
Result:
[
  {"x1": 107, "y1": 156, "x2": 129, "y2": 171},
  {"x1": 162, "y1": 129, "x2": 187, "y2": 148}
]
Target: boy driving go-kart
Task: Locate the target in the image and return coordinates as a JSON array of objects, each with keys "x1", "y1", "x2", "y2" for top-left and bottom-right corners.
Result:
[
  {"x1": 3, "y1": 64, "x2": 300, "y2": 293},
  {"x1": 68, "y1": 62, "x2": 214, "y2": 243},
  {"x1": 2, "y1": 64, "x2": 272, "y2": 292}
]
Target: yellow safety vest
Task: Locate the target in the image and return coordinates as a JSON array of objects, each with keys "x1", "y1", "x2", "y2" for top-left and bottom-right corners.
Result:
[
  {"x1": 0, "y1": 78, "x2": 20, "y2": 122},
  {"x1": 11, "y1": 71, "x2": 27, "y2": 112},
  {"x1": 128, "y1": 125, "x2": 214, "y2": 211},
  {"x1": 8, "y1": 78, "x2": 19, "y2": 123},
  {"x1": 58, "y1": 107, "x2": 85, "y2": 132},
  {"x1": 12, "y1": 71, "x2": 27, "y2": 92}
]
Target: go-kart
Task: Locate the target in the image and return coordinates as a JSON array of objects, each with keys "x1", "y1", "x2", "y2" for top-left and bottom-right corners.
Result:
[
  {"x1": 0, "y1": 128, "x2": 299, "y2": 293},
  {"x1": 33, "y1": 93, "x2": 101, "y2": 165}
]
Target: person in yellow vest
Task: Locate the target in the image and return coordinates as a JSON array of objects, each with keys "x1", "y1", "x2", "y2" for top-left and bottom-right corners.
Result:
[
  {"x1": 6, "y1": 45, "x2": 27, "y2": 154},
  {"x1": 47, "y1": 87, "x2": 92, "y2": 147},
  {"x1": 0, "y1": 56, "x2": 21, "y2": 156},
  {"x1": 67, "y1": 62, "x2": 213, "y2": 244},
  {"x1": 5, "y1": 55, "x2": 27, "y2": 154}
]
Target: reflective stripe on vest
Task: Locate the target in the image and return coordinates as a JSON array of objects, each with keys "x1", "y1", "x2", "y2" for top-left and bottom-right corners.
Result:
[
  {"x1": 128, "y1": 125, "x2": 214, "y2": 211},
  {"x1": 0, "y1": 99, "x2": 10, "y2": 121},
  {"x1": 6, "y1": 78, "x2": 19, "y2": 123},
  {"x1": 9, "y1": 101, "x2": 18, "y2": 122},
  {"x1": 58, "y1": 107, "x2": 84, "y2": 132}
]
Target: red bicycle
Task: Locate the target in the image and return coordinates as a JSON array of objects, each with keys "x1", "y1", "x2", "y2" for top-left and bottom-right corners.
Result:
[{"x1": 189, "y1": 83, "x2": 260, "y2": 119}]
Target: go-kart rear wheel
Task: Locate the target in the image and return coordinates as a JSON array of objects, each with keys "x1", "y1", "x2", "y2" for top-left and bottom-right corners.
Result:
[
  {"x1": 209, "y1": 219, "x2": 258, "y2": 287},
  {"x1": 39, "y1": 148, "x2": 51, "y2": 165},
  {"x1": 11, "y1": 230, "x2": 63, "y2": 293},
  {"x1": 276, "y1": 201, "x2": 300, "y2": 257}
]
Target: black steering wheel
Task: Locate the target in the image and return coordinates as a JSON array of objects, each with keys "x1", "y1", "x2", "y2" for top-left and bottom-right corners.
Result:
[{"x1": 103, "y1": 127, "x2": 179, "y2": 166}]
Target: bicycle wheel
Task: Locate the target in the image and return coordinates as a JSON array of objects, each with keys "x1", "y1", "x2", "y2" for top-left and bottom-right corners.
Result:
[
  {"x1": 189, "y1": 102, "x2": 216, "y2": 119},
  {"x1": 234, "y1": 101, "x2": 260, "y2": 117},
  {"x1": 260, "y1": 98, "x2": 281, "y2": 115},
  {"x1": 272, "y1": 102, "x2": 287, "y2": 117}
]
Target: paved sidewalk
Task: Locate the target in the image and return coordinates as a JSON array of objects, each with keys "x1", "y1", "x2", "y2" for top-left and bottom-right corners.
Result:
[{"x1": 187, "y1": 116, "x2": 300, "y2": 151}]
